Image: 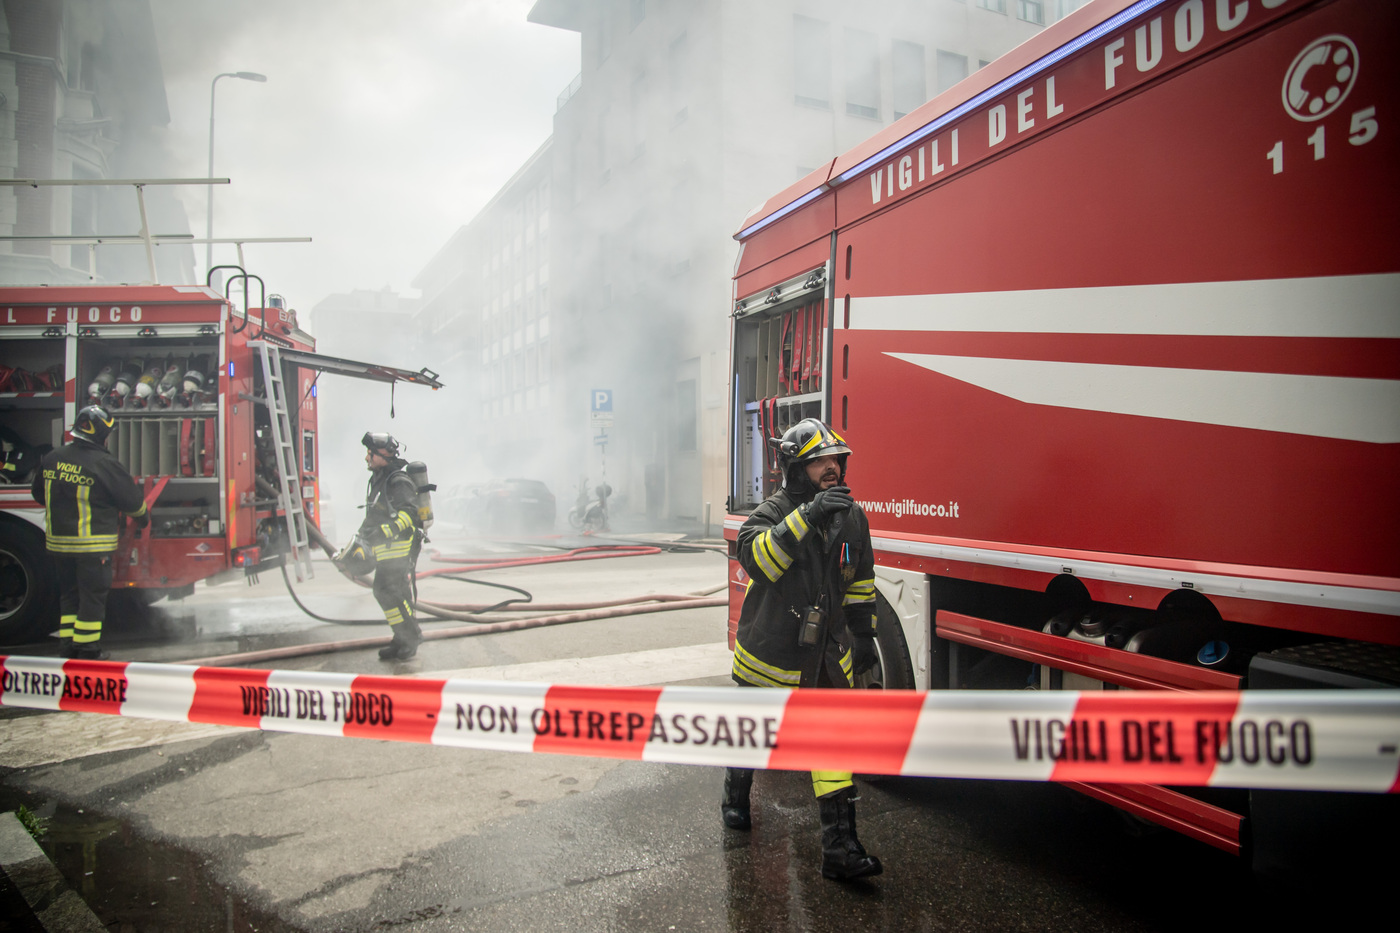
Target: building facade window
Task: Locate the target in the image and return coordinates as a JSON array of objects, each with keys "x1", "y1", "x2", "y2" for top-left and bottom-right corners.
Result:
[
  {"x1": 1053, "y1": 0, "x2": 1086, "y2": 20},
  {"x1": 892, "y1": 40, "x2": 925, "y2": 118},
  {"x1": 793, "y1": 16, "x2": 831, "y2": 109},
  {"x1": 70, "y1": 164, "x2": 99, "y2": 271},
  {"x1": 844, "y1": 28, "x2": 880, "y2": 119},
  {"x1": 675, "y1": 379, "x2": 697, "y2": 451},
  {"x1": 597, "y1": 106, "x2": 610, "y2": 181},
  {"x1": 936, "y1": 50, "x2": 968, "y2": 94},
  {"x1": 976, "y1": 0, "x2": 1008, "y2": 12},
  {"x1": 631, "y1": 71, "x2": 647, "y2": 157},
  {"x1": 597, "y1": 8, "x2": 612, "y2": 64},
  {"x1": 1018, "y1": 0, "x2": 1045, "y2": 24},
  {"x1": 669, "y1": 29, "x2": 689, "y2": 119}
]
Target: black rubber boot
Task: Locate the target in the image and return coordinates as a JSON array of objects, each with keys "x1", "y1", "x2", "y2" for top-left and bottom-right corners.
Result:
[
  {"x1": 818, "y1": 787, "x2": 882, "y2": 881},
  {"x1": 378, "y1": 620, "x2": 419, "y2": 660},
  {"x1": 401, "y1": 616, "x2": 422, "y2": 658},
  {"x1": 721, "y1": 768, "x2": 754, "y2": 830}
]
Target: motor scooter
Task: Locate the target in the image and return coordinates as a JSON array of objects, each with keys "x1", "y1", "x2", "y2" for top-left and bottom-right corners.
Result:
[{"x1": 567, "y1": 477, "x2": 611, "y2": 533}]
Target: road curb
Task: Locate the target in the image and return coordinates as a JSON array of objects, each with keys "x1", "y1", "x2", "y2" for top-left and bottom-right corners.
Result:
[{"x1": 0, "y1": 811, "x2": 105, "y2": 933}]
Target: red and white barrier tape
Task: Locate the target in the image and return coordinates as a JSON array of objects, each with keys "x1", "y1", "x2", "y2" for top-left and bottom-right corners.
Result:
[{"x1": 3, "y1": 655, "x2": 1398, "y2": 792}]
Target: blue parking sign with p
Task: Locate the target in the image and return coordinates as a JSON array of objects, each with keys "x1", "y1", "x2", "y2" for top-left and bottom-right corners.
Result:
[{"x1": 592, "y1": 390, "x2": 612, "y2": 412}]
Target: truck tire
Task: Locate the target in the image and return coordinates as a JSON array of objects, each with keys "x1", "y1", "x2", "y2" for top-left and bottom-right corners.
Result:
[
  {"x1": 855, "y1": 591, "x2": 918, "y2": 783},
  {"x1": 0, "y1": 522, "x2": 57, "y2": 646},
  {"x1": 855, "y1": 590, "x2": 917, "y2": 691}
]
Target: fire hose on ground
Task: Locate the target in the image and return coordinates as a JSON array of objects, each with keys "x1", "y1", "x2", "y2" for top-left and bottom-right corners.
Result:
[
  {"x1": 315, "y1": 545, "x2": 677, "y2": 623},
  {"x1": 181, "y1": 590, "x2": 727, "y2": 667},
  {"x1": 196, "y1": 494, "x2": 728, "y2": 666}
]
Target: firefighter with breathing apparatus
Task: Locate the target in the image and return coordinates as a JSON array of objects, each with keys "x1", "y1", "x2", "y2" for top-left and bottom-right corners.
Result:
[
  {"x1": 339, "y1": 432, "x2": 424, "y2": 660},
  {"x1": 30, "y1": 405, "x2": 149, "y2": 659},
  {"x1": 725, "y1": 417, "x2": 883, "y2": 881}
]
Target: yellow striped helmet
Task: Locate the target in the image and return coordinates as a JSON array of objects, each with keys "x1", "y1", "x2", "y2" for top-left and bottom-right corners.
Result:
[
  {"x1": 771, "y1": 418, "x2": 851, "y2": 488},
  {"x1": 72, "y1": 405, "x2": 116, "y2": 446}
]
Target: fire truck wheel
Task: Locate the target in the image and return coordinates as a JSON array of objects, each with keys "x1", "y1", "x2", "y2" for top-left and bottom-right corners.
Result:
[
  {"x1": 854, "y1": 591, "x2": 916, "y2": 692},
  {"x1": 0, "y1": 522, "x2": 57, "y2": 646},
  {"x1": 855, "y1": 592, "x2": 917, "y2": 784}
]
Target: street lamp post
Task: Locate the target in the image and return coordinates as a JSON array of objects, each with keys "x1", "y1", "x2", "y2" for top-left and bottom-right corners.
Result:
[{"x1": 206, "y1": 71, "x2": 267, "y2": 283}]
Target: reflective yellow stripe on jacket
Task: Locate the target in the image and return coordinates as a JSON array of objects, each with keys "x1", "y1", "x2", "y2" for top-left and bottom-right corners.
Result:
[
  {"x1": 749, "y1": 507, "x2": 811, "y2": 583},
  {"x1": 731, "y1": 641, "x2": 802, "y2": 688},
  {"x1": 750, "y1": 529, "x2": 789, "y2": 582},
  {"x1": 378, "y1": 510, "x2": 416, "y2": 546},
  {"x1": 77, "y1": 484, "x2": 92, "y2": 537},
  {"x1": 373, "y1": 539, "x2": 413, "y2": 561},
  {"x1": 842, "y1": 577, "x2": 876, "y2": 607},
  {"x1": 45, "y1": 534, "x2": 120, "y2": 553}
]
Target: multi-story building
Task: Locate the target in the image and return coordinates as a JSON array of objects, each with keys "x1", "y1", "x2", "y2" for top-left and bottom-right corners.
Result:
[
  {"x1": 419, "y1": 0, "x2": 1068, "y2": 525},
  {"x1": 0, "y1": 0, "x2": 193, "y2": 286},
  {"x1": 413, "y1": 141, "x2": 554, "y2": 473}
]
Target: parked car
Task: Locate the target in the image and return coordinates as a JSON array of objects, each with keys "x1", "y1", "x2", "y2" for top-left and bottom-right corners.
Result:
[
  {"x1": 453, "y1": 479, "x2": 556, "y2": 534},
  {"x1": 436, "y1": 482, "x2": 484, "y2": 527}
]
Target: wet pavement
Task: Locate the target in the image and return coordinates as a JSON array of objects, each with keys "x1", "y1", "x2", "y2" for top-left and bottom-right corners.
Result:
[
  {"x1": 0, "y1": 532, "x2": 1383, "y2": 930},
  {"x1": 3, "y1": 747, "x2": 1366, "y2": 932},
  {"x1": 1, "y1": 789, "x2": 298, "y2": 932}
]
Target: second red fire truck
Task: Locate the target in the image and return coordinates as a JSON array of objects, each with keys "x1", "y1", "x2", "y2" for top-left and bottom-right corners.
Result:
[{"x1": 0, "y1": 280, "x2": 441, "y2": 644}]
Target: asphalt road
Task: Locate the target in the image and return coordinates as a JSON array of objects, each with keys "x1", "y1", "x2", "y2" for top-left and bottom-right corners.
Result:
[{"x1": 0, "y1": 532, "x2": 1381, "y2": 931}]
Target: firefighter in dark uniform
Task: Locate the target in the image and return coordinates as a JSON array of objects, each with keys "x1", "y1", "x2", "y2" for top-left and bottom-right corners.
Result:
[
  {"x1": 31, "y1": 405, "x2": 148, "y2": 659},
  {"x1": 355, "y1": 432, "x2": 422, "y2": 661},
  {"x1": 724, "y1": 418, "x2": 883, "y2": 881}
]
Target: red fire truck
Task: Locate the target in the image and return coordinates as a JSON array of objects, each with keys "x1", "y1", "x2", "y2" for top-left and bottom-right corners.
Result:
[
  {"x1": 0, "y1": 281, "x2": 441, "y2": 644},
  {"x1": 727, "y1": 0, "x2": 1397, "y2": 860}
]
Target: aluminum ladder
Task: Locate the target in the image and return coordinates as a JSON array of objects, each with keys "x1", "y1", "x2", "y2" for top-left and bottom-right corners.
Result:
[{"x1": 250, "y1": 340, "x2": 313, "y2": 582}]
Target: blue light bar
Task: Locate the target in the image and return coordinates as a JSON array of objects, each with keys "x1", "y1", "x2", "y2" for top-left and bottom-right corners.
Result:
[
  {"x1": 228, "y1": 362, "x2": 234, "y2": 377},
  {"x1": 831, "y1": 0, "x2": 1168, "y2": 186},
  {"x1": 311, "y1": 384, "x2": 317, "y2": 398}
]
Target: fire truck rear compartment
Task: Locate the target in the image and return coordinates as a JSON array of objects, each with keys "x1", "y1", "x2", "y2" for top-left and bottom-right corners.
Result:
[
  {"x1": 731, "y1": 267, "x2": 828, "y2": 511},
  {"x1": 0, "y1": 332, "x2": 65, "y2": 455},
  {"x1": 82, "y1": 331, "x2": 223, "y2": 542}
]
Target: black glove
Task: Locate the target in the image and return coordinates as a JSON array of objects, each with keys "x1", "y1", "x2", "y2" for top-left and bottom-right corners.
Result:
[
  {"x1": 130, "y1": 510, "x2": 150, "y2": 529},
  {"x1": 851, "y1": 634, "x2": 878, "y2": 676},
  {"x1": 805, "y1": 486, "x2": 853, "y2": 526}
]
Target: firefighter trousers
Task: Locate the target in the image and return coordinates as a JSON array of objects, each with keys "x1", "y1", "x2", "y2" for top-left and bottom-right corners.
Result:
[
  {"x1": 372, "y1": 556, "x2": 420, "y2": 646},
  {"x1": 727, "y1": 653, "x2": 854, "y2": 800},
  {"x1": 54, "y1": 552, "x2": 114, "y2": 651}
]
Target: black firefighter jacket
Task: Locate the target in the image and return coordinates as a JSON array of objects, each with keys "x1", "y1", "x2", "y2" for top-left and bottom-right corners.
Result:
[
  {"x1": 733, "y1": 487, "x2": 878, "y2": 689},
  {"x1": 359, "y1": 464, "x2": 420, "y2": 562},
  {"x1": 31, "y1": 439, "x2": 146, "y2": 554}
]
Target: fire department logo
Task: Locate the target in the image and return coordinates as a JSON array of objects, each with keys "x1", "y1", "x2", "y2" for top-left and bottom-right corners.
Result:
[{"x1": 1282, "y1": 35, "x2": 1358, "y2": 122}]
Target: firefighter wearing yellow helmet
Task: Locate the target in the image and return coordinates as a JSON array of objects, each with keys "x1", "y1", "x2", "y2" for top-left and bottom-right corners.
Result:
[
  {"x1": 351, "y1": 431, "x2": 423, "y2": 661},
  {"x1": 30, "y1": 405, "x2": 148, "y2": 659},
  {"x1": 723, "y1": 417, "x2": 883, "y2": 881}
]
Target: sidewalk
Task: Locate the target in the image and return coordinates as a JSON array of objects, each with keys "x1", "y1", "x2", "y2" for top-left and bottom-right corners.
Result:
[{"x1": 0, "y1": 811, "x2": 104, "y2": 933}]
